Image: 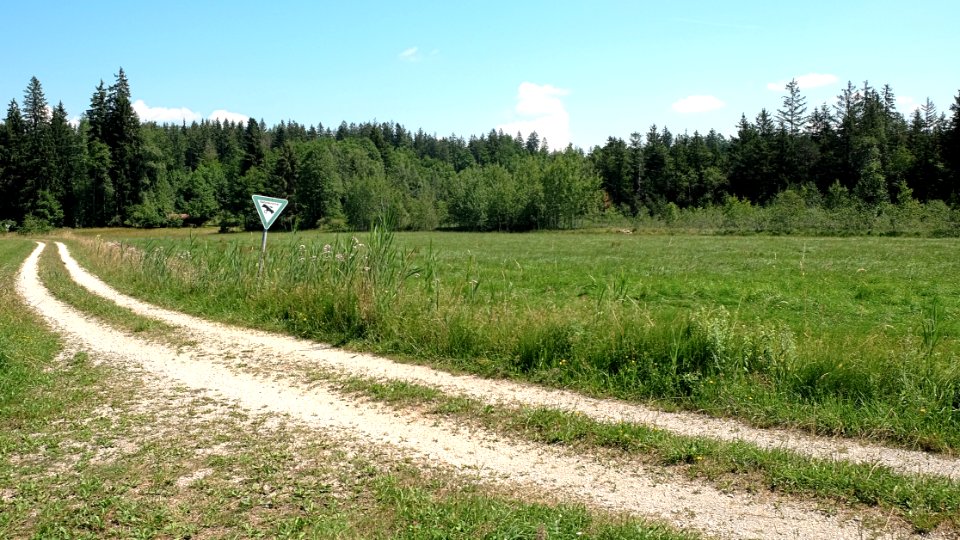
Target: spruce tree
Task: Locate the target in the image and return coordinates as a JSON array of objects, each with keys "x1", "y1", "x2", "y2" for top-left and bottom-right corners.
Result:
[
  {"x1": 49, "y1": 102, "x2": 81, "y2": 226},
  {"x1": 776, "y1": 79, "x2": 808, "y2": 135},
  {"x1": 21, "y1": 76, "x2": 53, "y2": 203},
  {"x1": 922, "y1": 98, "x2": 939, "y2": 132},
  {"x1": 22, "y1": 76, "x2": 50, "y2": 130},
  {"x1": 86, "y1": 80, "x2": 108, "y2": 142},
  {"x1": 105, "y1": 68, "x2": 143, "y2": 220},
  {"x1": 240, "y1": 118, "x2": 265, "y2": 174},
  {"x1": 0, "y1": 100, "x2": 27, "y2": 223},
  {"x1": 944, "y1": 91, "x2": 960, "y2": 201}
]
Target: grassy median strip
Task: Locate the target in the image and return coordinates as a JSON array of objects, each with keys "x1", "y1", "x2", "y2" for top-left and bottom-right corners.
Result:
[
  {"x1": 3, "y1": 239, "x2": 697, "y2": 539},
  {"x1": 337, "y1": 376, "x2": 960, "y2": 534},
  {"x1": 37, "y1": 240, "x2": 182, "y2": 342},
  {"x1": 0, "y1": 239, "x2": 79, "y2": 445}
]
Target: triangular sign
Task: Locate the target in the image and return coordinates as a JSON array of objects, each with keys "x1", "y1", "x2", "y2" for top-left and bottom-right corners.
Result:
[{"x1": 252, "y1": 194, "x2": 288, "y2": 230}]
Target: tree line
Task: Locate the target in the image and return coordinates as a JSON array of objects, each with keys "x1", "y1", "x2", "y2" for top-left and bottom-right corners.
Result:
[{"x1": 1, "y1": 70, "x2": 959, "y2": 234}]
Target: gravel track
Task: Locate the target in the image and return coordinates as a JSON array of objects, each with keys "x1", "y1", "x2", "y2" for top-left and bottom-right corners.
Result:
[
  {"x1": 15, "y1": 241, "x2": 954, "y2": 539},
  {"x1": 54, "y1": 241, "x2": 960, "y2": 482}
]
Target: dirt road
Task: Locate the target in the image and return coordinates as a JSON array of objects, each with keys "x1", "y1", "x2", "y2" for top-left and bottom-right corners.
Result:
[{"x1": 17, "y1": 241, "x2": 958, "y2": 539}]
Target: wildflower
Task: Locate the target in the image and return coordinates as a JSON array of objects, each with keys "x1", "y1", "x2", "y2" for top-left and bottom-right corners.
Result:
[
  {"x1": 298, "y1": 244, "x2": 306, "y2": 251},
  {"x1": 322, "y1": 244, "x2": 332, "y2": 254},
  {"x1": 336, "y1": 253, "x2": 345, "y2": 261}
]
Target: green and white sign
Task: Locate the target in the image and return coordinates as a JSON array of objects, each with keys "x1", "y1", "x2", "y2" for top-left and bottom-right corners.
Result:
[{"x1": 252, "y1": 194, "x2": 288, "y2": 230}]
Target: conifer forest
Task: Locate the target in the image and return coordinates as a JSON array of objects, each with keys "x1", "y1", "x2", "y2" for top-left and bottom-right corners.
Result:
[{"x1": 2, "y1": 70, "x2": 959, "y2": 235}]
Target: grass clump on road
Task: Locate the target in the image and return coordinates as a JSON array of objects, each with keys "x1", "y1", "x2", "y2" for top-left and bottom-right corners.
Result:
[{"x1": 65, "y1": 229, "x2": 960, "y2": 452}]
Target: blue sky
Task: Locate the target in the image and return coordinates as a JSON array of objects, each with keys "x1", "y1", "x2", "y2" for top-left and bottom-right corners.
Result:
[{"x1": 2, "y1": 1, "x2": 958, "y2": 150}]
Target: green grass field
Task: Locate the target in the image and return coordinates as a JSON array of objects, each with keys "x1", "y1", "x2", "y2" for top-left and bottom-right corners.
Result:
[
  {"x1": 66, "y1": 227, "x2": 960, "y2": 452},
  {"x1": 20, "y1": 233, "x2": 959, "y2": 532},
  {"x1": 2, "y1": 236, "x2": 702, "y2": 538}
]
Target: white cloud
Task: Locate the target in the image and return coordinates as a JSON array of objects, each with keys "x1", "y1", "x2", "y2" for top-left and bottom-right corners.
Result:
[
  {"x1": 497, "y1": 82, "x2": 572, "y2": 150},
  {"x1": 399, "y1": 46, "x2": 420, "y2": 61},
  {"x1": 133, "y1": 99, "x2": 204, "y2": 123},
  {"x1": 209, "y1": 109, "x2": 249, "y2": 124},
  {"x1": 398, "y1": 46, "x2": 438, "y2": 62},
  {"x1": 131, "y1": 99, "x2": 248, "y2": 125},
  {"x1": 671, "y1": 95, "x2": 725, "y2": 114},
  {"x1": 767, "y1": 73, "x2": 839, "y2": 91},
  {"x1": 897, "y1": 96, "x2": 921, "y2": 114}
]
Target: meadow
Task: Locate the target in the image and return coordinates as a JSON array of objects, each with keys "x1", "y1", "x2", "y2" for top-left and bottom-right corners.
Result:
[
  {"x1": 4, "y1": 237, "x2": 702, "y2": 539},
  {"x1": 66, "y1": 227, "x2": 960, "y2": 452}
]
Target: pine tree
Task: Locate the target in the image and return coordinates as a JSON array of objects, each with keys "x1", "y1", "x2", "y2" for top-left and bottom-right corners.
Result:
[
  {"x1": 22, "y1": 76, "x2": 50, "y2": 130},
  {"x1": 240, "y1": 118, "x2": 265, "y2": 174},
  {"x1": 944, "y1": 91, "x2": 960, "y2": 201},
  {"x1": 628, "y1": 131, "x2": 645, "y2": 212},
  {"x1": 776, "y1": 79, "x2": 808, "y2": 135},
  {"x1": 21, "y1": 76, "x2": 53, "y2": 203},
  {"x1": 86, "y1": 80, "x2": 108, "y2": 142},
  {"x1": 881, "y1": 84, "x2": 898, "y2": 117},
  {"x1": 921, "y1": 98, "x2": 940, "y2": 133},
  {"x1": 834, "y1": 81, "x2": 862, "y2": 131},
  {"x1": 49, "y1": 102, "x2": 82, "y2": 226},
  {"x1": 807, "y1": 104, "x2": 841, "y2": 191},
  {"x1": 642, "y1": 125, "x2": 672, "y2": 208},
  {"x1": 906, "y1": 109, "x2": 943, "y2": 200},
  {"x1": 592, "y1": 137, "x2": 629, "y2": 211},
  {"x1": 103, "y1": 68, "x2": 143, "y2": 221},
  {"x1": 855, "y1": 145, "x2": 888, "y2": 205},
  {"x1": 834, "y1": 81, "x2": 864, "y2": 187},
  {"x1": 0, "y1": 100, "x2": 27, "y2": 223}
]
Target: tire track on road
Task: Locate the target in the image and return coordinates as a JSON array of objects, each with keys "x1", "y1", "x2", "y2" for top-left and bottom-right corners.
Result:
[
  {"x1": 54, "y1": 241, "x2": 960, "y2": 482},
  {"x1": 17, "y1": 241, "x2": 935, "y2": 539}
]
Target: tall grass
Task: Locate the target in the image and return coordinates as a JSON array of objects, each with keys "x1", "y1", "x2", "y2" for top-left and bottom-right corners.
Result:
[
  {"x1": 68, "y1": 229, "x2": 960, "y2": 451},
  {"x1": 1, "y1": 239, "x2": 696, "y2": 540}
]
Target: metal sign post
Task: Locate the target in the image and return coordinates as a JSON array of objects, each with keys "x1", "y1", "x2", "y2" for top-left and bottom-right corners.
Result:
[{"x1": 251, "y1": 194, "x2": 289, "y2": 279}]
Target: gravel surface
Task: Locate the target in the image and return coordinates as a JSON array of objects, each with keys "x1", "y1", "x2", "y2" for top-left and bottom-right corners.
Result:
[
  {"x1": 16, "y1": 241, "x2": 956, "y2": 539},
  {"x1": 54, "y1": 242, "x2": 960, "y2": 482}
]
